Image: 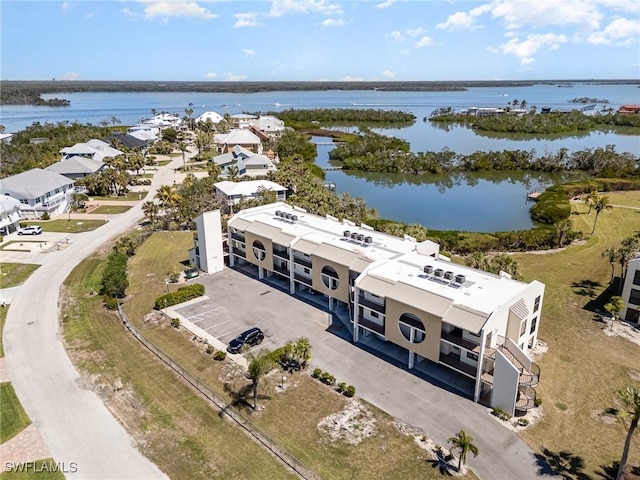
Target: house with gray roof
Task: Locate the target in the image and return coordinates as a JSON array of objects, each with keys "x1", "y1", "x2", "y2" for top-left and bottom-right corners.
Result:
[
  {"x1": 212, "y1": 145, "x2": 277, "y2": 178},
  {"x1": 46, "y1": 155, "x2": 106, "y2": 179},
  {"x1": 214, "y1": 129, "x2": 262, "y2": 154},
  {"x1": 60, "y1": 139, "x2": 123, "y2": 162},
  {"x1": 0, "y1": 168, "x2": 74, "y2": 219},
  {"x1": 0, "y1": 195, "x2": 22, "y2": 235}
]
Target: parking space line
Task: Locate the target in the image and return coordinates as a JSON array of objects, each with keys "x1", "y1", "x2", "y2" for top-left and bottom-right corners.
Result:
[{"x1": 201, "y1": 319, "x2": 233, "y2": 332}]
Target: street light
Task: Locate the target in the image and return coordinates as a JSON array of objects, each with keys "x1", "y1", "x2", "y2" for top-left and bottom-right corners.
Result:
[{"x1": 281, "y1": 375, "x2": 286, "y2": 389}]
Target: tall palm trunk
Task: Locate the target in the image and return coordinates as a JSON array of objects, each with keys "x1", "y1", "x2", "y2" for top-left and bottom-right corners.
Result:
[{"x1": 616, "y1": 417, "x2": 638, "y2": 480}]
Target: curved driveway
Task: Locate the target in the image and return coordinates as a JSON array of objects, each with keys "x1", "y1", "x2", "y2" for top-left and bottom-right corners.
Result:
[{"x1": 3, "y1": 160, "x2": 181, "y2": 479}]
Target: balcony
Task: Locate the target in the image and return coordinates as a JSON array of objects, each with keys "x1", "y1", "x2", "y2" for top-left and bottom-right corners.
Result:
[
  {"x1": 293, "y1": 272, "x2": 312, "y2": 286},
  {"x1": 273, "y1": 248, "x2": 289, "y2": 260},
  {"x1": 273, "y1": 263, "x2": 289, "y2": 276},
  {"x1": 439, "y1": 353, "x2": 477, "y2": 379},
  {"x1": 230, "y1": 231, "x2": 245, "y2": 242},
  {"x1": 357, "y1": 317, "x2": 385, "y2": 335},
  {"x1": 441, "y1": 330, "x2": 479, "y2": 352},
  {"x1": 292, "y1": 255, "x2": 312, "y2": 269},
  {"x1": 357, "y1": 294, "x2": 386, "y2": 314},
  {"x1": 486, "y1": 342, "x2": 540, "y2": 387}
]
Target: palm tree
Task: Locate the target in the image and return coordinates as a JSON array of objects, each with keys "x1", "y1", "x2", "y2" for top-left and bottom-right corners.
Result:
[
  {"x1": 602, "y1": 248, "x2": 619, "y2": 285},
  {"x1": 466, "y1": 252, "x2": 490, "y2": 271},
  {"x1": 554, "y1": 219, "x2": 572, "y2": 248},
  {"x1": 246, "y1": 349, "x2": 274, "y2": 410},
  {"x1": 294, "y1": 337, "x2": 312, "y2": 370},
  {"x1": 207, "y1": 161, "x2": 221, "y2": 180},
  {"x1": 142, "y1": 201, "x2": 159, "y2": 225},
  {"x1": 68, "y1": 192, "x2": 89, "y2": 220},
  {"x1": 615, "y1": 385, "x2": 640, "y2": 480},
  {"x1": 227, "y1": 164, "x2": 240, "y2": 182},
  {"x1": 591, "y1": 194, "x2": 612, "y2": 234},
  {"x1": 155, "y1": 185, "x2": 181, "y2": 208},
  {"x1": 177, "y1": 141, "x2": 189, "y2": 171},
  {"x1": 584, "y1": 190, "x2": 599, "y2": 214},
  {"x1": 447, "y1": 429, "x2": 479, "y2": 471}
]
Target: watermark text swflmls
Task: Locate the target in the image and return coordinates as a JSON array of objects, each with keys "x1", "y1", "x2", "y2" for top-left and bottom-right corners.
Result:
[{"x1": 4, "y1": 461, "x2": 78, "y2": 473}]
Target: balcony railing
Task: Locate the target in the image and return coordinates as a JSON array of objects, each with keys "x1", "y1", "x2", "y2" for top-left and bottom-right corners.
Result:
[
  {"x1": 293, "y1": 272, "x2": 312, "y2": 286},
  {"x1": 488, "y1": 337, "x2": 540, "y2": 387},
  {"x1": 230, "y1": 232, "x2": 245, "y2": 242},
  {"x1": 357, "y1": 317, "x2": 385, "y2": 335},
  {"x1": 516, "y1": 386, "x2": 537, "y2": 412},
  {"x1": 439, "y1": 353, "x2": 477, "y2": 379},
  {"x1": 292, "y1": 256, "x2": 312, "y2": 269},
  {"x1": 441, "y1": 330, "x2": 479, "y2": 352},
  {"x1": 357, "y1": 294, "x2": 386, "y2": 314},
  {"x1": 274, "y1": 263, "x2": 289, "y2": 275},
  {"x1": 273, "y1": 248, "x2": 289, "y2": 260}
]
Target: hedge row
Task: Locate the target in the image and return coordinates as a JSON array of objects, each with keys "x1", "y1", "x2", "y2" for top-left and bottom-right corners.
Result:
[{"x1": 155, "y1": 283, "x2": 205, "y2": 310}]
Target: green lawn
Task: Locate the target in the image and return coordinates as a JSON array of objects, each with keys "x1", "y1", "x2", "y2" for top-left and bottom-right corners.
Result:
[
  {"x1": 0, "y1": 307, "x2": 6, "y2": 357},
  {"x1": 23, "y1": 220, "x2": 105, "y2": 233},
  {"x1": 0, "y1": 383, "x2": 31, "y2": 443},
  {"x1": 0, "y1": 459, "x2": 66, "y2": 480},
  {"x1": 90, "y1": 205, "x2": 132, "y2": 215},
  {"x1": 0, "y1": 263, "x2": 40, "y2": 289},
  {"x1": 90, "y1": 191, "x2": 147, "y2": 201},
  {"x1": 515, "y1": 191, "x2": 640, "y2": 476}
]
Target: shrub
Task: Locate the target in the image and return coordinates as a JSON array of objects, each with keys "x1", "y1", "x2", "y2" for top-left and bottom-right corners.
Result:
[
  {"x1": 344, "y1": 385, "x2": 356, "y2": 397},
  {"x1": 517, "y1": 418, "x2": 529, "y2": 427},
  {"x1": 103, "y1": 294, "x2": 119, "y2": 310},
  {"x1": 101, "y1": 251, "x2": 129, "y2": 299},
  {"x1": 170, "y1": 318, "x2": 180, "y2": 328},
  {"x1": 154, "y1": 283, "x2": 205, "y2": 310},
  {"x1": 205, "y1": 344, "x2": 214, "y2": 355},
  {"x1": 269, "y1": 346, "x2": 288, "y2": 365},
  {"x1": 41, "y1": 212, "x2": 50, "y2": 220},
  {"x1": 312, "y1": 368, "x2": 322, "y2": 378},
  {"x1": 534, "y1": 396, "x2": 543, "y2": 407},
  {"x1": 320, "y1": 372, "x2": 335, "y2": 385},
  {"x1": 214, "y1": 351, "x2": 226, "y2": 361},
  {"x1": 337, "y1": 382, "x2": 347, "y2": 393},
  {"x1": 491, "y1": 407, "x2": 511, "y2": 421},
  {"x1": 530, "y1": 186, "x2": 571, "y2": 224}
]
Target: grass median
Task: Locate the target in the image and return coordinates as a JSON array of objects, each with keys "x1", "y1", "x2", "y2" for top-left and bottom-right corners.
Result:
[
  {"x1": 0, "y1": 382, "x2": 31, "y2": 443},
  {"x1": 0, "y1": 263, "x2": 40, "y2": 289},
  {"x1": 514, "y1": 190, "x2": 640, "y2": 476},
  {"x1": 23, "y1": 219, "x2": 105, "y2": 233},
  {"x1": 90, "y1": 205, "x2": 132, "y2": 215}
]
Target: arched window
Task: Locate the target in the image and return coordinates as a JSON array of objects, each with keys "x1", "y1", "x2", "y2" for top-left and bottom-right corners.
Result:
[
  {"x1": 398, "y1": 313, "x2": 426, "y2": 343},
  {"x1": 321, "y1": 265, "x2": 339, "y2": 290}
]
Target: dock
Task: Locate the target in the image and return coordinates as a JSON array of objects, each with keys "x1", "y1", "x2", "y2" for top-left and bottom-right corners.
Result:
[{"x1": 526, "y1": 192, "x2": 542, "y2": 202}]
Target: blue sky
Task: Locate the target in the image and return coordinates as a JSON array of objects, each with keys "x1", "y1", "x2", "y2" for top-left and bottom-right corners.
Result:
[{"x1": 1, "y1": 0, "x2": 639, "y2": 81}]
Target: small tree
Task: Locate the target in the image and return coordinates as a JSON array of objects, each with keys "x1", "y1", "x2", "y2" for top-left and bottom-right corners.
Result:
[
  {"x1": 591, "y1": 194, "x2": 612, "y2": 234},
  {"x1": 447, "y1": 429, "x2": 479, "y2": 472},
  {"x1": 246, "y1": 349, "x2": 275, "y2": 410},
  {"x1": 604, "y1": 296, "x2": 625, "y2": 322}
]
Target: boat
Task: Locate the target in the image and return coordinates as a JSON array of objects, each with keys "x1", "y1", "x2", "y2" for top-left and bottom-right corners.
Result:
[
  {"x1": 274, "y1": 102, "x2": 281, "y2": 107},
  {"x1": 221, "y1": 104, "x2": 229, "y2": 108}
]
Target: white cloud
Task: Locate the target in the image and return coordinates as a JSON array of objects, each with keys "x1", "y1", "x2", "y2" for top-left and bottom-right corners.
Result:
[
  {"x1": 488, "y1": 32, "x2": 568, "y2": 64},
  {"x1": 133, "y1": 1, "x2": 218, "y2": 20},
  {"x1": 389, "y1": 30, "x2": 405, "y2": 41},
  {"x1": 86, "y1": 12, "x2": 94, "y2": 19},
  {"x1": 587, "y1": 17, "x2": 640, "y2": 45},
  {"x1": 268, "y1": 0, "x2": 343, "y2": 18},
  {"x1": 437, "y1": 12, "x2": 477, "y2": 31},
  {"x1": 389, "y1": 27, "x2": 427, "y2": 42},
  {"x1": 382, "y1": 69, "x2": 395, "y2": 79},
  {"x1": 59, "y1": 72, "x2": 80, "y2": 81},
  {"x1": 341, "y1": 76, "x2": 366, "y2": 81},
  {"x1": 120, "y1": 7, "x2": 140, "y2": 20},
  {"x1": 61, "y1": 2, "x2": 73, "y2": 12},
  {"x1": 242, "y1": 49, "x2": 256, "y2": 58},
  {"x1": 376, "y1": 0, "x2": 396, "y2": 8},
  {"x1": 488, "y1": 0, "x2": 601, "y2": 30},
  {"x1": 204, "y1": 72, "x2": 217, "y2": 80},
  {"x1": 406, "y1": 28, "x2": 425, "y2": 37},
  {"x1": 415, "y1": 36, "x2": 435, "y2": 47},
  {"x1": 224, "y1": 73, "x2": 247, "y2": 81},
  {"x1": 321, "y1": 18, "x2": 345, "y2": 27},
  {"x1": 234, "y1": 12, "x2": 260, "y2": 28}
]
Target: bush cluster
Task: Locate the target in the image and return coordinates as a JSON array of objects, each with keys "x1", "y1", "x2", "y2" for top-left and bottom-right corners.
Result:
[
  {"x1": 311, "y1": 369, "x2": 355, "y2": 397},
  {"x1": 154, "y1": 283, "x2": 205, "y2": 310},
  {"x1": 529, "y1": 186, "x2": 571, "y2": 224},
  {"x1": 491, "y1": 407, "x2": 511, "y2": 421},
  {"x1": 101, "y1": 251, "x2": 129, "y2": 308}
]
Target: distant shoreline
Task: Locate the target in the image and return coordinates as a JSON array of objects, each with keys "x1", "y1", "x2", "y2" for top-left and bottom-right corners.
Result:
[{"x1": 1, "y1": 79, "x2": 640, "y2": 106}]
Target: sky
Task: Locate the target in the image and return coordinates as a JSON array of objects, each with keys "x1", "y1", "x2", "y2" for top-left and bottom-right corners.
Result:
[{"x1": 1, "y1": 0, "x2": 639, "y2": 81}]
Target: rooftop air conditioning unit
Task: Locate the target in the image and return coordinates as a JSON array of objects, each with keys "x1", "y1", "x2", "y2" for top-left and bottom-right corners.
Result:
[
  {"x1": 444, "y1": 271, "x2": 454, "y2": 280},
  {"x1": 292, "y1": 215, "x2": 298, "y2": 222},
  {"x1": 351, "y1": 232, "x2": 358, "y2": 240},
  {"x1": 455, "y1": 274, "x2": 466, "y2": 284},
  {"x1": 364, "y1": 236, "x2": 373, "y2": 244},
  {"x1": 434, "y1": 268, "x2": 444, "y2": 277},
  {"x1": 357, "y1": 234, "x2": 365, "y2": 241},
  {"x1": 285, "y1": 213, "x2": 292, "y2": 220},
  {"x1": 344, "y1": 230, "x2": 351, "y2": 238},
  {"x1": 275, "y1": 210, "x2": 282, "y2": 217},
  {"x1": 423, "y1": 265, "x2": 433, "y2": 275}
]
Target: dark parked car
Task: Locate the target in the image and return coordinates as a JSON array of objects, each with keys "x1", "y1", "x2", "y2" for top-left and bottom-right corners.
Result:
[{"x1": 227, "y1": 327, "x2": 264, "y2": 354}]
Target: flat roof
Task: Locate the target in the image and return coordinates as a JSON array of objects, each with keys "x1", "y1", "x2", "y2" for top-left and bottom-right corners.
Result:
[{"x1": 215, "y1": 180, "x2": 286, "y2": 197}]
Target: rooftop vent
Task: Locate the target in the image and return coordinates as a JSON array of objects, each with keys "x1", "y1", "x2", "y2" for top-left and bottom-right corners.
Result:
[
  {"x1": 344, "y1": 230, "x2": 351, "y2": 238},
  {"x1": 455, "y1": 274, "x2": 466, "y2": 284},
  {"x1": 444, "y1": 271, "x2": 454, "y2": 280},
  {"x1": 434, "y1": 268, "x2": 444, "y2": 278},
  {"x1": 423, "y1": 265, "x2": 433, "y2": 275},
  {"x1": 364, "y1": 236, "x2": 373, "y2": 244}
]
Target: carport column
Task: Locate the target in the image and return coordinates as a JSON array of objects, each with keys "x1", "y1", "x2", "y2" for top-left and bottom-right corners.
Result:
[
  {"x1": 473, "y1": 329, "x2": 487, "y2": 403},
  {"x1": 328, "y1": 296, "x2": 333, "y2": 312},
  {"x1": 288, "y1": 250, "x2": 295, "y2": 295},
  {"x1": 408, "y1": 328, "x2": 415, "y2": 369},
  {"x1": 258, "y1": 266, "x2": 264, "y2": 280},
  {"x1": 353, "y1": 292, "x2": 360, "y2": 343}
]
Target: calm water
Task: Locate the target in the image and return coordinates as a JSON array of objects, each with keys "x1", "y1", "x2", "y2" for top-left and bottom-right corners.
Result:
[{"x1": 1, "y1": 85, "x2": 638, "y2": 232}]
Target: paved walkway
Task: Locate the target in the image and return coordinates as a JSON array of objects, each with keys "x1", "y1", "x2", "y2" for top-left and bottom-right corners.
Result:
[
  {"x1": 1, "y1": 156, "x2": 186, "y2": 479},
  {"x1": 0, "y1": 424, "x2": 52, "y2": 466}
]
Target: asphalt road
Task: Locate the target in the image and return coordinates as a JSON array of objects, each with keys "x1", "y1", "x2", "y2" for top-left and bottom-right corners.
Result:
[{"x1": 2, "y1": 159, "x2": 182, "y2": 479}]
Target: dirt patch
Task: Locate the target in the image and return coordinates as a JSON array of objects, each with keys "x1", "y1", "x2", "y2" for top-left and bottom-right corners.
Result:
[
  {"x1": 603, "y1": 320, "x2": 640, "y2": 347},
  {"x1": 627, "y1": 370, "x2": 640, "y2": 382},
  {"x1": 317, "y1": 399, "x2": 376, "y2": 445},
  {"x1": 591, "y1": 409, "x2": 618, "y2": 424},
  {"x1": 143, "y1": 310, "x2": 165, "y2": 326},
  {"x1": 529, "y1": 340, "x2": 549, "y2": 363}
]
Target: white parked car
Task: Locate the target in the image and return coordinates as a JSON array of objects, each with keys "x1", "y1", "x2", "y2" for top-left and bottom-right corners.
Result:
[{"x1": 17, "y1": 225, "x2": 43, "y2": 235}]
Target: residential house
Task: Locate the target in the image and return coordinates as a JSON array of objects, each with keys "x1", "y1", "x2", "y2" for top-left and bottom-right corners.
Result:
[
  {"x1": 45, "y1": 155, "x2": 106, "y2": 179},
  {"x1": 60, "y1": 139, "x2": 123, "y2": 162},
  {"x1": 188, "y1": 210, "x2": 225, "y2": 274},
  {"x1": 108, "y1": 132, "x2": 150, "y2": 153},
  {"x1": 212, "y1": 146, "x2": 276, "y2": 178},
  {"x1": 0, "y1": 195, "x2": 22, "y2": 235},
  {"x1": 214, "y1": 129, "x2": 263, "y2": 154},
  {"x1": 194, "y1": 202, "x2": 545, "y2": 416},
  {"x1": 620, "y1": 257, "x2": 640, "y2": 325},
  {"x1": 0, "y1": 133, "x2": 14, "y2": 144},
  {"x1": 0, "y1": 168, "x2": 74, "y2": 219},
  {"x1": 196, "y1": 111, "x2": 224, "y2": 125},
  {"x1": 139, "y1": 113, "x2": 182, "y2": 129},
  {"x1": 214, "y1": 180, "x2": 286, "y2": 207},
  {"x1": 229, "y1": 113, "x2": 258, "y2": 129},
  {"x1": 467, "y1": 107, "x2": 505, "y2": 117},
  {"x1": 251, "y1": 115, "x2": 285, "y2": 137},
  {"x1": 617, "y1": 105, "x2": 640, "y2": 115}
]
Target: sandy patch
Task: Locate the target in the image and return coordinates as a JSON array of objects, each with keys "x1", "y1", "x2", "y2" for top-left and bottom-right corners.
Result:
[
  {"x1": 317, "y1": 399, "x2": 376, "y2": 445},
  {"x1": 591, "y1": 409, "x2": 618, "y2": 424},
  {"x1": 603, "y1": 320, "x2": 640, "y2": 347}
]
